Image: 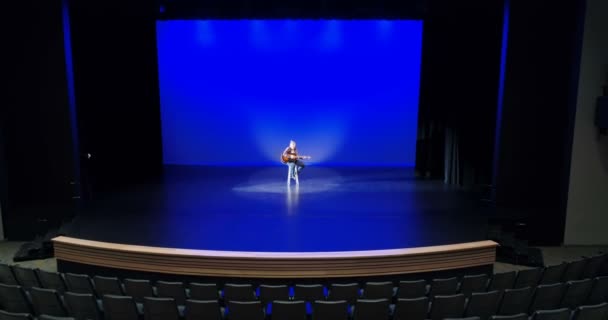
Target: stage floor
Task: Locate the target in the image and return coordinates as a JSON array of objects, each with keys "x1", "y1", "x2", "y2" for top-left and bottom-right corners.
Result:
[{"x1": 68, "y1": 166, "x2": 489, "y2": 252}]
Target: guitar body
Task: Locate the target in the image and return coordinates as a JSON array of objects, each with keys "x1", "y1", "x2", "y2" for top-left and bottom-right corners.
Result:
[{"x1": 280, "y1": 154, "x2": 311, "y2": 164}]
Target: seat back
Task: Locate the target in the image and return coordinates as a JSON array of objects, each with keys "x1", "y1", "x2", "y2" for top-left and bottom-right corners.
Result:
[
  {"x1": 123, "y1": 279, "x2": 155, "y2": 303},
  {"x1": 143, "y1": 297, "x2": 180, "y2": 320},
  {"x1": 312, "y1": 300, "x2": 348, "y2": 320},
  {"x1": 540, "y1": 264, "x2": 567, "y2": 285},
  {"x1": 464, "y1": 290, "x2": 502, "y2": 320},
  {"x1": 38, "y1": 316, "x2": 75, "y2": 320},
  {"x1": 430, "y1": 277, "x2": 459, "y2": 297},
  {"x1": 497, "y1": 286, "x2": 533, "y2": 315},
  {"x1": 184, "y1": 299, "x2": 221, "y2": 320},
  {"x1": 328, "y1": 283, "x2": 359, "y2": 303},
  {"x1": 259, "y1": 285, "x2": 290, "y2": 304},
  {"x1": 429, "y1": 294, "x2": 465, "y2": 320},
  {"x1": 362, "y1": 282, "x2": 393, "y2": 299},
  {"x1": 0, "y1": 265, "x2": 18, "y2": 285},
  {"x1": 64, "y1": 273, "x2": 95, "y2": 295},
  {"x1": 294, "y1": 284, "x2": 325, "y2": 302},
  {"x1": 560, "y1": 278, "x2": 593, "y2": 309},
  {"x1": 29, "y1": 287, "x2": 67, "y2": 317},
  {"x1": 563, "y1": 259, "x2": 587, "y2": 282},
  {"x1": 353, "y1": 298, "x2": 390, "y2": 320},
  {"x1": 513, "y1": 268, "x2": 542, "y2": 289},
  {"x1": 573, "y1": 302, "x2": 608, "y2": 320},
  {"x1": 490, "y1": 314, "x2": 528, "y2": 320},
  {"x1": 227, "y1": 301, "x2": 264, "y2": 320},
  {"x1": 102, "y1": 295, "x2": 140, "y2": 320},
  {"x1": 272, "y1": 300, "x2": 307, "y2": 320},
  {"x1": 12, "y1": 267, "x2": 41, "y2": 289},
  {"x1": 587, "y1": 276, "x2": 608, "y2": 305},
  {"x1": 531, "y1": 308, "x2": 571, "y2": 320},
  {"x1": 189, "y1": 283, "x2": 219, "y2": 300},
  {"x1": 397, "y1": 280, "x2": 427, "y2": 299},
  {"x1": 582, "y1": 255, "x2": 607, "y2": 280},
  {"x1": 528, "y1": 283, "x2": 566, "y2": 313},
  {"x1": 156, "y1": 281, "x2": 187, "y2": 305},
  {"x1": 489, "y1": 272, "x2": 516, "y2": 291},
  {"x1": 461, "y1": 274, "x2": 489, "y2": 297},
  {"x1": 36, "y1": 271, "x2": 66, "y2": 294},
  {"x1": 93, "y1": 276, "x2": 123, "y2": 297},
  {"x1": 223, "y1": 283, "x2": 256, "y2": 302},
  {"x1": 393, "y1": 297, "x2": 429, "y2": 320},
  {"x1": 0, "y1": 310, "x2": 33, "y2": 320},
  {"x1": 0, "y1": 284, "x2": 32, "y2": 314},
  {"x1": 64, "y1": 292, "x2": 102, "y2": 320}
]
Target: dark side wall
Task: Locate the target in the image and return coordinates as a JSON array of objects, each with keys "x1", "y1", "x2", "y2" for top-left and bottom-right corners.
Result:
[
  {"x1": 416, "y1": 0, "x2": 503, "y2": 186},
  {"x1": 494, "y1": 0, "x2": 584, "y2": 245},
  {"x1": 564, "y1": 0, "x2": 608, "y2": 245},
  {"x1": 69, "y1": 0, "x2": 163, "y2": 191},
  {"x1": 1, "y1": 0, "x2": 76, "y2": 240}
]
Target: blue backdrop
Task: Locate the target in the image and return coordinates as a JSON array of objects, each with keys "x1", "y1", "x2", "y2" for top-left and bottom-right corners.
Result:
[{"x1": 157, "y1": 20, "x2": 422, "y2": 166}]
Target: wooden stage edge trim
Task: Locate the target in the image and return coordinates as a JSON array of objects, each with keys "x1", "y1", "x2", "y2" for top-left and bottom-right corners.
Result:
[{"x1": 53, "y1": 236, "x2": 498, "y2": 278}]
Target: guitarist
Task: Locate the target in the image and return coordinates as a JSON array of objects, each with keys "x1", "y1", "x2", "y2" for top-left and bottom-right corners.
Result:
[{"x1": 283, "y1": 140, "x2": 305, "y2": 185}]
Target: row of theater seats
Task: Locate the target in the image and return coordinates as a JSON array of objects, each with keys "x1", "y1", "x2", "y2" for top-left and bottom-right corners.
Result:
[
  {"x1": 0, "y1": 292, "x2": 607, "y2": 320},
  {"x1": 0, "y1": 253, "x2": 607, "y2": 319}
]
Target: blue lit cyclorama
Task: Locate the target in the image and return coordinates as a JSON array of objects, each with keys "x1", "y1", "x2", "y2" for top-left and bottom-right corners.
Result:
[{"x1": 157, "y1": 20, "x2": 423, "y2": 166}]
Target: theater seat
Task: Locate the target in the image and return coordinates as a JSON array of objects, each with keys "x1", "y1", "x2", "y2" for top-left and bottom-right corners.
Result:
[
  {"x1": 102, "y1": 294, "x2": 140, "y2": 320},
  {"x1": 64, "y1": 273, "x2": 95, "y2": 296},
  {"x1": 312, "y1": 300, "x2": 348, "y2": 320},
  {"x1": 12, "y1": 267, "x2": 41, "y2": 289},
  {"x1": 560, "y1": 278, "x2": 593, "y2": 309},
  {"x1": 0, "y1": 310, "x2": 33, "y2": 320},
  {"x1": 362, "y1": 282, "x2": 393, "y2": 300},
  {"x1": 352, "y1": 298, "x2": 390, "y2": 320},
  {"x1": 327, "y1": 283, "x2": 360, "y2": 304},
  {"x1": 223, "y1": 283, "x2": 256, "y2": 302},
  {"x1": 0, "y1": 283, "x2": 33, "y2": 314},
  {"x1": 397, "y1": 280, "x2": 427, "y2": 299},
  {"x1": 36, "y1": 270, "x2": 67, "y2": 294},
  {"x1": 430, "y1": 277, "x2": 459, "y2": 296},
  {"x1": 259, "y1": 284, "x2": 290, "y2": 306},
  {"x1": 460, "y1": 274, "x2": 489, "y2": 297},
  {"x1": 528, "y1": 283, "x2": 566, "y2": 313},
  {"x1": 184, "y1": 299, "x2": 223, "y2": 320},
  {"x1": 530, "y1": 308, "x2": 571, "y2": 320},
  {"x1": 490, "y1": 314, "x2": 528, "y2": 320},
  {"x1": 572, "y1": 302, "x2": 608, "y2": 320},
  {"x1": 540, "y1": 263, "x2": 568, "y2": 285},
  {"x1": 227, "y1": 300, "x2": 264, "y2": 320},
  {"x1": 29, "y1": 287, "x2": 68, "y2": 317},
  {"x1": 429, "y1": 294, "x2": 465, "y2": 320},
  {"x1": 93, "y1": 276, "x2": 124, "y2": 297},
  {"x1": 272, "y1": 300, "x2": 306, "y2": 320},
  {"x1": 123, "y1": 279, "x2": 155, "y2": 303},
  {"x1": 497, "y1": 286, "x2": 533, "y2": 316},
  {"x1": 156, "y1": 281, "x2": 187, "y2": 306},
  {"x1": 0, "y1": 264, "x2": 18, "y2": 285},
  {"x1": 488, "y1": 272, "x2": 516, "y2": 291},
  {"x1": 392, "y1": 297, "x2": 429, "y2": 320},
  {"x1": 513, "y1": 268, "x2": 542, "y2": 289},
  {"x1": 189, "y1": 283, "x2": 219, "y2": 301},
  {"x1": 63, "y1": 292, "x2": 102, "y2": 320},
  {"x1": 464, "y1": 290, "x2": 501, "y2": 320},
  {"x1": 143, "y1": 297, "x2": 180, "y2": 320}
]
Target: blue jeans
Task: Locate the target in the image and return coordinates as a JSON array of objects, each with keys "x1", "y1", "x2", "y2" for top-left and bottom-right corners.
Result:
[{"x1": 287, "y1": 160, "x2": 305, "y2": 179}]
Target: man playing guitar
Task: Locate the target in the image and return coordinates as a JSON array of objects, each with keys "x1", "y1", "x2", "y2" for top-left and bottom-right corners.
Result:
[{"x1": 282, "y1": 140, "x2": 310, "y2": 185}]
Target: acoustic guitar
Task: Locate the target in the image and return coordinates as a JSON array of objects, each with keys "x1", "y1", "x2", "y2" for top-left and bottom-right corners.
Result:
[{"x1": 280, "y1": 154, "x2": 311, "y2": 164}]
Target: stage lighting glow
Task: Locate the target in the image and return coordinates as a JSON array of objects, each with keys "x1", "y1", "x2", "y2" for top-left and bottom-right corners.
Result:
[{"x1": 157, "y1": 20, "x2": 422, "y2": 166}]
